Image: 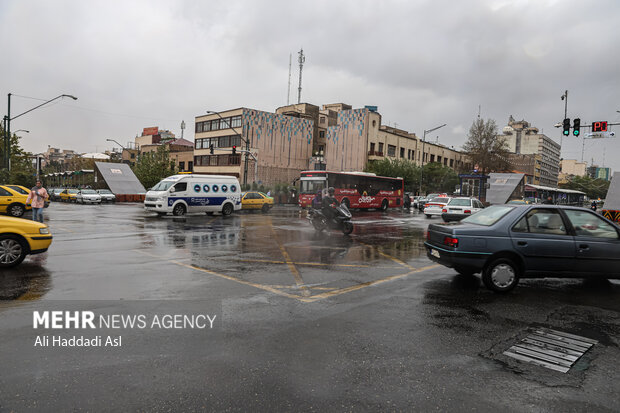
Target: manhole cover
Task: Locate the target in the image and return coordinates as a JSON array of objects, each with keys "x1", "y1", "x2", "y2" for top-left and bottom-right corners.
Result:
[{"x1": 503, "y1": 328, "x2": 597, "y2": 373}]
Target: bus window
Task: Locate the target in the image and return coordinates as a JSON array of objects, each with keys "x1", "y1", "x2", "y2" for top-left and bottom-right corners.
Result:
[{"x1": 301, "y1": 180, "x2": 326, "y2": 194}]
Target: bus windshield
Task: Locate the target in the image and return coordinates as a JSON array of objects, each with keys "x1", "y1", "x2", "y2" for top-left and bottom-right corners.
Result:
[{"x1": 301, "y1": 179, "x2": 326, "y2": 194}]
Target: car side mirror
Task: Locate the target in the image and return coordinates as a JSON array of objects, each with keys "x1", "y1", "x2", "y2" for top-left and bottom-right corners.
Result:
[{"x1": 169, "y1": 187, "x2": 176, "y2": 193}]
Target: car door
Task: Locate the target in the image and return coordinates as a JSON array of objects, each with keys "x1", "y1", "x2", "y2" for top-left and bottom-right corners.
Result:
[
  {"x1": 0, "y1": 186, "x2": 13, "y2": 213},
  {"x1": 562, "y1": 209, "x2": 620, "y2": 277},
  {"x1": 173, "y1": 181, "x2": 189, "y2": 208},
  {"x1": 246, "y1": 192, "x2": 260, "y2": 209},
  {"x1": 510, "y1": 208, "x2": 576, "y2": 274}
]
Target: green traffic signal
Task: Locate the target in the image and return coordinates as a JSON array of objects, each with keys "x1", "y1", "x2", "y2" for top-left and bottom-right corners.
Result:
[
  {"x1": 563, "y1": 118, "x2": 571, "y2": 136},
  {"x1": 573, "y1": 118, "x2": 580, "y2": 136}
]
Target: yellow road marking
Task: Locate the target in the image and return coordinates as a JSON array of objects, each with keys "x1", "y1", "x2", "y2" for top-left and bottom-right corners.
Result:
[
  {"x1": 270, "y1": 226, "x2": 310, "y2": 297},
  {"x1": 358, "y1": 241, "x2": 415, "y2": 270},
  {"x1": 133, "y1": 249, "x2": 313, "y2": 302}
]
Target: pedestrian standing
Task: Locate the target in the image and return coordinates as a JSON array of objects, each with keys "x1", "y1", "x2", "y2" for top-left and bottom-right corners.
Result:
[{"x1": 26, "y1": 181, "x2": 49, "y2": 223}]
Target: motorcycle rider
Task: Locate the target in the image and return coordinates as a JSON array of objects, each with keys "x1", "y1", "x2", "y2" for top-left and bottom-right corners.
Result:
[
  {"x1": 311, "y1": 190, "x2": 323, "y2": 209},
  {"x1": 591, "y1": 200, "x2": 597, "y2": 211},
  {"x1": 322, "y1": 187, "x2": 340, "y2": 220}
]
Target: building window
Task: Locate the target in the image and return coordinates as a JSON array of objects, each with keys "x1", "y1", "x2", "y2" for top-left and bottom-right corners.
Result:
[
  {"x1": 320, "y1": 117, "x2": 325, "y2": 124},
  {"x1": 387, "y1": 145, "x2": 396, "y2": 157},
  {"x1": 378, "y1": 142, "x2": 384, "y2": 153},
  {"x1": 400, "y1": 147, "x2": 405, "y2": 158},
  {"x1": 178, "y1": 161, "x2": 185, "y2": 171},
  {"x1": 231, "y1": 115, "x2": 242, "y2": 128},
  {"x1": 450, "y1": 159, "x2": 454, "y2": 167},
  {"x1": 370, "y1": 142, "x2": 376, "y2": 153},
  {"x1": 318, "y1": 145, "x2": 324, "y2": 155},
  {"x1": 188, "y1": 161, "x2": 193, "y2": 171},
  {"x1": 372, "y1": 120, "x2": 377, "y2": 127},
  {"x1": 319, "y1": 130, "x2": 325, "y2": 139},
  {"x1": 430, "y1": 154, "x2": 435, "y2": 162}
]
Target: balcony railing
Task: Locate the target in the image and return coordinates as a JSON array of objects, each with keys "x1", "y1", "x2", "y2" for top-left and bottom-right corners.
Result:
[{"x1": 368, "y1": 150, "x2": 384, "y2": 156}]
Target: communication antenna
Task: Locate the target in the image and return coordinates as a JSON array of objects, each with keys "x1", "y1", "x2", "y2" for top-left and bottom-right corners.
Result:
[
  {"x1": 180, "y1": 120, "x2": 185, "y2": 139},
  {"x1": 297, "y1": 48, "x2": 305, "y2": 104},
  {"x1": 287, "y1": 53, "x2": 292, "y2": 105}
]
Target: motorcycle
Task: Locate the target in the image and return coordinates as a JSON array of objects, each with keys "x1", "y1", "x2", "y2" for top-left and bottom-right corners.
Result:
[
  {"x1": 308, "y1": 204, "x2": 354, "y2": 235},
  {"x1": 591, "y1": 203, "x2": 597, "y2": 211}
]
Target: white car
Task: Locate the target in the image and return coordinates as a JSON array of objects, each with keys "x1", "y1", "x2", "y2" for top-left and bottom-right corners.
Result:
[
  {"x1": 423, "y1": 196, "x2": 451, "y2": 218},
  {"x1": 97, "y1": 189, "x2": 116, "y2": 202},
  {"x1": 441, "y1": 197, "x2": 485, "y2": 222},
  {"x1": 75, "y1": 189, "x2": 102, "y2": 204}
]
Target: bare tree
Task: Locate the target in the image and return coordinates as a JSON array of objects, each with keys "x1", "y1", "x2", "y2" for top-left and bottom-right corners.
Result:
[{"x1": 462, "y1": 118, "x2": 511, "y2": 174}]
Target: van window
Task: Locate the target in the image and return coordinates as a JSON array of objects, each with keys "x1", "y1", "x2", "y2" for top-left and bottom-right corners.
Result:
[
  {"x1": 174, "y1": 182, "x2": 187, "y2": 192},
  {"x1": 151, "y1": 181, "x2": 174, "y2": 191}
]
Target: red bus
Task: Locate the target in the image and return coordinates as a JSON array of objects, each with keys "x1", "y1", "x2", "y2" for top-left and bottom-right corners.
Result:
[{"x1": 299, "y1": 171, "x2": 404, "y2": 210}]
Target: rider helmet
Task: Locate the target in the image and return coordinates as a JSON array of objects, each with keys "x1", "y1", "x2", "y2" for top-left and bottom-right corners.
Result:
[{"x1": 328, "y1": 187, "x2": 335, "y2": 195}]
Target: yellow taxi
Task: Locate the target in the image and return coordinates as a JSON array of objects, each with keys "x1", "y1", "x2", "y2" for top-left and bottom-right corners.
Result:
[
  {"x1": 0, "y1": 185, "x2": 32, "y2": 217},
  {"x1": 59, "y1": 188, "x2": 79, "y2": 202},
  {"x1": 0, "y1": 216, "x2": 53, "y2": 268},
  {"x1": 241, "y1": 191, "x2": 274, "y2": 212},
  {"x1": 4, "y1": 184, "x2": 51, "y2": 208}
]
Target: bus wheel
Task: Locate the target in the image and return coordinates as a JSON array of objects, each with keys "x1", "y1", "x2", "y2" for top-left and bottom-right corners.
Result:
[
  {"x1": 172, "y1": 204, "x2": 186, "y2": 216},
  {"x1": 380, "y1": 199, "x2": 388, "y2": 211},
  {"x1": 222, "y1": 203, "x2": 233, "y2": 216}
]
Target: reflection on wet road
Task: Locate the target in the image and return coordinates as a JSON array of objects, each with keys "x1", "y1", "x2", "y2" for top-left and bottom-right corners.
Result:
[{"x1": 0, "y1": 203, "x2": 437, "y2": 303}]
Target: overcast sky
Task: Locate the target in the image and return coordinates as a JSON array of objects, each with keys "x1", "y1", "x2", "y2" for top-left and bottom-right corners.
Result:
[{"x1": 1, "y1": 0, "x2": 619, "y2": 172}]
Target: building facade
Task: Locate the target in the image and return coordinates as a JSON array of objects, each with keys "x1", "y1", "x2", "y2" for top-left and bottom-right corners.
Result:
[{"x1": 500, "y1": 117, "x2": 561, "y2": 187}]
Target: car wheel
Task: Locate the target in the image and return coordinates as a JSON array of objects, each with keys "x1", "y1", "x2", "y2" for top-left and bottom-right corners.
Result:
[
  {"x1": 482, "y1": 258, "x2": 520, "y2": 292},
  {"x1": 8, "y1": 203, "x2": 25, "y2": 217},
  {"x1": 261, "y1": 204, "x2": 270, "y2": 213},
  {"x1": 0, "y1": 235, "x2": 27, "y2": 268},
  {"x1": 222, "y1": 203, "x2": 233, "y2": 216},
  {"x1": 172, "y1": 203, "x2": 186, "y2": 216},
  {"x1": 380, "y1": 199, "x2": 388, "y2": 211}
]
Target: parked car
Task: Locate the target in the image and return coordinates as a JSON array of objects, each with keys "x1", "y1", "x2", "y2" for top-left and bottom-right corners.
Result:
[
  {"x1": 423, "y1": 196, "x2": 451, "y2": 218},
  {"x1": 97, "y1": 189, "x2": 116, "y2": 203},
  {"x1": 0, "y1": 215, "x2": 53, "y2": 268},
  {"x1": 76, "y1": 189, "x2": 102, "y2": 204},
  {"x1": 412, "y1": 196, "x2": 425, "y2": 209},
  {"x1": 59, "y1": 188, "x2": 79, "y2": 202},
  {"x1": 50, "y1": 188, "x2": 64, "y2": 202},
  {"x1": 441, "y1": 197, "x2": 485, "y2": 222},
  {"x1": 424, "y1": 204, "x2": 620, "y2": 292},
  {"x1": 241, "y1": 191, "x2": 274, "y2": 212},
  {"x1": 0, "y1": 185, "x2": 31, "y2": 217}
]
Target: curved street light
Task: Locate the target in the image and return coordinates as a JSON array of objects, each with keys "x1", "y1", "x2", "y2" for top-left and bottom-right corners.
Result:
[{"x1": 4, "y1": 93, "x2": 77, "y2": 171}]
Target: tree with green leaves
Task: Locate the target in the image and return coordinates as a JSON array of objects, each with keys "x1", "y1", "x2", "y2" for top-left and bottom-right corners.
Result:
[
  {"x1": 560, "y1": 175, "x2": 610, "y2": 200},
  {"x1": 462, "y1": 118, "x2": 511, "y2": 174},
  {"x1": 131, "y1": 145, "x2": 176, "y2": 189},
  {"x1": 365, "y1": 158, "x2": 459, "y2": 194}
]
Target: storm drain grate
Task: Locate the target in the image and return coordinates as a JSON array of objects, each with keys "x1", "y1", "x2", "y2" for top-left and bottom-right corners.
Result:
[{"x1": 503, "y1": 328, "x2": 597, "y2": 373}]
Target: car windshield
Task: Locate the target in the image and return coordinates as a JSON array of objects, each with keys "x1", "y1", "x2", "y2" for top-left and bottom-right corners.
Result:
[
  {"x1": 99, "y1": 189, "x2": 112, "y2": 194},
  {"x1": 68, "y1": 189, "x2": 79, "y2": 194},
  {"x1": 81, "y1": 190, "x2": 97, "y2": 194},
  {"x1": 151, "y1": 181, "x2": 175, "y2": 191},
  {"x1": 431, "y1": 197, "x2": 449, "y2": 203},
  {"x1": 462, "y1": 205, "x2": 514, "y2": 226},
  {"x1": 448, "y1": 198, "x2": 471, "y2": 206}
]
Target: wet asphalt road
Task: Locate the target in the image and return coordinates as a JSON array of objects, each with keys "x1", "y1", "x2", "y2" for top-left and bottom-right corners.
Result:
[{"x1": 1, "y1": 203, "x2": 619, "y2": 412}]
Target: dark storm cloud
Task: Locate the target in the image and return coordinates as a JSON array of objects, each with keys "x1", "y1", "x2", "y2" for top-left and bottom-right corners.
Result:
[{"x1": 1, "y1": 0, "x2": 619, "y2": 169}]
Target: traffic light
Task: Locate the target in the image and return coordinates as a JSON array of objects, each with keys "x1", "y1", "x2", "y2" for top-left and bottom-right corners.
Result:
[
  {"x1": 232, "y1": 146, "x2": 237, "y2": 155},
  {"x1": 562, "y1": 118, "x2": 571, "y2": 136},
  {"x1": 209, "y1": 144, "x2": 214, "y2": 155},
  {"x1": 573, "y1": 118, "x2": 580, "y2": 136}
]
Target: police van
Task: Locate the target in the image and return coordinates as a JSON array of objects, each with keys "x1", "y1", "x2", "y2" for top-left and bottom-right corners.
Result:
[{"x1": 144, "y1": 174, "x2": 242, "y2": 216}]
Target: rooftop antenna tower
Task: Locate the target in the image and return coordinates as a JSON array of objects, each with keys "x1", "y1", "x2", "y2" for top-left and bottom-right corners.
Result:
[
  {"x1": 287, "y1": 53, "x2": 292, "y2": 105},
  {"x1": 180, "y1": 120, "x2": 185, "y2": 139},
  {"x1": 297, "y1": 48, "x2": 305, "y2": 104}
]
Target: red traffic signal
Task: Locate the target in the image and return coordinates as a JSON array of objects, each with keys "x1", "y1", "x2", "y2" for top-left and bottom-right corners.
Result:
[{"x1": 232, "y1": 146, "x2": 237, "y2": 155}]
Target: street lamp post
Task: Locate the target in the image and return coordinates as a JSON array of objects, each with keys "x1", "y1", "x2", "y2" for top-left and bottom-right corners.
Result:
[
  {"x1": 4, "y1": 93, "x2": 77, "y2": 171},
  {"x1": 418, "y1": 123, "x2": 447, "y2": 196},
  {"x1": 205, "y1": 110, "x2": 251, "y2": 186}
]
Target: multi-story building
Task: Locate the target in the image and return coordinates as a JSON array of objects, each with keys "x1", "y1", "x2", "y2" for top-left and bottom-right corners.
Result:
[
  {"x1": 193, "y1": 104, "x2": 469, "y2": 186},
  {"x1": 500, "y1": 117, "x2": 561, "y2": 186},
  {"x1": 558, "y1": 159, "x2": 587, "y2": 184},
  {"x1": 587, "y1": 165, "x2": 612, "y2": 181},
  {"x1": 507, "y1": 153, "x2": 542, "y2": 185}
]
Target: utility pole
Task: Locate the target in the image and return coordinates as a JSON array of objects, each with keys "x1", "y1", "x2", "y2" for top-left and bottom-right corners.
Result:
[
  {"x1": 287, "y1": 53, "x2": 292, "y2": 105},
  {"x1": 297, "y1": 48, "x2": 305, "y2": 104},
  {"x1": 560, "y1": 90, "x2": 568, "y2": 151}
]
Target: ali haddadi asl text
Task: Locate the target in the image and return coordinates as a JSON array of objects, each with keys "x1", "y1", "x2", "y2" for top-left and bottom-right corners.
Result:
[{"x1": 34, "y1": 335, "x2": 121, "y2": 347}]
